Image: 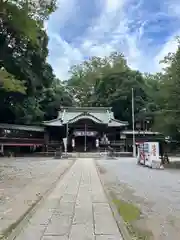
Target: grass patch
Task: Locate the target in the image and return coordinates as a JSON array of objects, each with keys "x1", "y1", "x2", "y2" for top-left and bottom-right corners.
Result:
[
  {"x1": 113, "y1": 198, "x2": 141, "y2": 222},
  {"x1": 112, "y1": 195, "x2": 153, "y2": 240}
]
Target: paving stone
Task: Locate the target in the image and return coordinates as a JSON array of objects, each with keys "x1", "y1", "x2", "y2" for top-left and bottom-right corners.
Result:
[
  {"x1": 53, "y1": 202, "x2": 74, "y2": 216},
  {"x1": 91, "y1": 193, "x2": 107, "y2": 203},
  {"x1": 42, "y1": 236, "x2": 68, "y2": 240},
  {"x1": 73, "y1": 206, "x2": 93, "y2": 224},
  {"x1": 93, "y1": 203, "x2": 120, "y2": 235},
  {"x1": 93, "y1": 203, "x2": 113, "y2": 215},
  {"x1": 69, "y1": 223, "x2": 95, "y2": 240},
  {"x1": 76, "y1": 195, "x2": 92, "y2": 206},
  {"x1": 95, "y1": 235, "x2": 122, "y2": 240},
  {"x1": 61, "y1": 194, "x2": 77, "y2": 203},
  {"x1": 44, "y1": 215, "x2": 72, "y2": 236},
  {"x1": 15, "y1": 224, "x2": 45, "y2": 240},
  {"x1": 29, "y1": 208, "x2": 53, "y2": 226}
]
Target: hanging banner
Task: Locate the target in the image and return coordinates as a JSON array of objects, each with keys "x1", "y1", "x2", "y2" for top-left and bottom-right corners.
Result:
[
  {"x1": 72, "y1": 138, "x2": 75, "y2": 148},
  {"x1": 63, "y1": 138, "x2": 67, "y2": 152},
  {"x1": 96, "y1": 139, "x2": 99, "y2": 148}
]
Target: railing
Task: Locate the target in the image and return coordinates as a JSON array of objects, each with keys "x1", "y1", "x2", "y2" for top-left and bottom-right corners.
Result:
[
  {"x1": 47, "y1": 140, "x2": 61, "y2": 145},
  {"x1": 0, "y1": 137, "x2": 44, "y2": 144},
  {"x1": 110, "y1": 140, "x2": 124, "y2": 146}
]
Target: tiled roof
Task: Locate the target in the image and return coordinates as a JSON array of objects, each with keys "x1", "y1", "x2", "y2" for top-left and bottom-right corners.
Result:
[
  {"x1": 0, "y1": 123, "x2": 44, "y2": 132},
  {"x1": 108, "y1": 119, "x2": 128, "y2": 127},
  {"x1": 121, "y1": 130, "x2": 160, "y2": 135},
  {"x1": 43, "y1": 107, "x2": 128, "y2": 127}
]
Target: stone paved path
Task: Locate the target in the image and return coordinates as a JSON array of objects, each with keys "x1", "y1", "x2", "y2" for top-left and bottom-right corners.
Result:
[
  {"x1": 0, "y1": 159, "x2": 73, "y2": 237},
  {"x1": 14, "y1": 159, "x2": 123, "y2": 240}
]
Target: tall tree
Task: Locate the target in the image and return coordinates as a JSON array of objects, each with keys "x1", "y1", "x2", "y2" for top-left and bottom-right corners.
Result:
[
  {"x1": 67, "y1": 53, "x2": 128, "y2": 107},
  {"x1": 67, "y1": 53, "x2": 148, "y2": 126},
  {"x1": 153, "y1": 43, "x2": 180, "y2": 139},
  {"x1": 41, "y1": 79, "x2": 74, "y2": 121},
  {"x1": 0, "y1": 0, "x2": 63, "y2": 123}
]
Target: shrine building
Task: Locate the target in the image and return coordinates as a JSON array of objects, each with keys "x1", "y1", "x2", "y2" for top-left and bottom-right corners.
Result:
[
  {"x1": 0, "y1": 106, "x2": 164, "y2": 156},
  {"x1": 43, "y1": 107, "x2": 128, "y2": 152}
]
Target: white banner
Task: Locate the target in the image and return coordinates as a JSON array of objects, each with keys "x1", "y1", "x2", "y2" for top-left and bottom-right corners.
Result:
[
  {"x1": 72, "y1": 138, "x2": 75, "y2": 148},
  {"x1": 63, "y1": 138, "x2": 67, "y2": 152},
  {"x1": 96, "y1": 139, "x2": 99, "y2": 148}
]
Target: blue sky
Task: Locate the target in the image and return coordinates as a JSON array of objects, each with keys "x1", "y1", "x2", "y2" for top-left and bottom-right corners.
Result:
[{"x1": 46, "y1": 0, "x2": 180, "y2": 80}]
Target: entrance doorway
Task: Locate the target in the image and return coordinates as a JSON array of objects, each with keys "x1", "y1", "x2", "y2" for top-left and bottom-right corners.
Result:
[{"x1": 74, "y1": 136, "x2": 96, "y2": 152}]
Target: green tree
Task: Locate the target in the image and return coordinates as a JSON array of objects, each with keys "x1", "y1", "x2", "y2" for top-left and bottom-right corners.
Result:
[
  {"x1": 41, "y1": 79, "x2": 74, "y2": 120},
  {"x1": 68, "y1": 53, "x2": 148, "y2": 126},
  {"x1": 67, "y1": 53, "x2": 128, "y2": 106},
  {"x1": 153, "y1": 43, "x2": 180, "y2": 139},
  {"x1": 0, "y1": 67, "x2": 26, "y2": 93},
  {"x1": 0, "y1": 0, "x2": 63, "y2": 124}
]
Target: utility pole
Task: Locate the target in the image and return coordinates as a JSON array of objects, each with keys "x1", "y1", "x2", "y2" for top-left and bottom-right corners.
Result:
[{"x1": 132, "y1": 88, "x2": 136, "y2": 157}]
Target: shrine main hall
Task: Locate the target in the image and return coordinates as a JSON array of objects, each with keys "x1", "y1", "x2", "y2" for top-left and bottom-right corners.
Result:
[
  {"x1": 0, "y1": 106, "x2": 162, "y2": 155},
  {"x1": 43, "y1": 107, "x2": 128, "y2": 152}
]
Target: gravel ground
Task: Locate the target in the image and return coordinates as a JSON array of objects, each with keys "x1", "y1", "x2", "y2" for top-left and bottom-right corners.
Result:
[
  {"x1": 97, "y1": 157, "x2": 180, "y2": 240},
  {"x1": 0, "y1": 157, "x2": 72, "y2": 214}
]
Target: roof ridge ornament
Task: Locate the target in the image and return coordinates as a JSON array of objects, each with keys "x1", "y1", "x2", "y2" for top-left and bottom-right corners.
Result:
[
  {"x1": 106, "y1": 109, "x2": 111, "y2": 123},
  {"x1": 61, "y1": 109, "x2": 66, "y2": 122}
]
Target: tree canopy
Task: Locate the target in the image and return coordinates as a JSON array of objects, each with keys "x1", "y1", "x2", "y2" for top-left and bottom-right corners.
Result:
[
  {"x1": 67, "y1": 45, "x2": 180, "y2": 140},
  {"x1": 67, "y1": 53, "x2": 150, "y2": 127},
  {"x1": 1, "y1": 0, "x2": 180, "y2": 140},
  {"x1": 0, "y1": 0, "x2": 72, "y2": 124},
  {"x1": 152, "y1": 42, "x2": 180, "y2": 139}
]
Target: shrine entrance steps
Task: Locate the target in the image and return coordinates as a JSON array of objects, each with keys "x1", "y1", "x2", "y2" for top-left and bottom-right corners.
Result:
[
  {"x1": 68, "y1": 151, "x2": 133, "y2": 158},
  {"x1": 69, "y1": 152, "x2": 102, "y2": 158}
]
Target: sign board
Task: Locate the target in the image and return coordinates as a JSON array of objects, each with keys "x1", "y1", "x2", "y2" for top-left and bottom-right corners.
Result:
[
  {"x1": 147, "y1": 142, "x2": 160, "y2": 168},
  {"x1": 74, "y1": 131, "x2": 97, "y2": 137},
  {"x1": 120, "y1": 134, "x2": 126, "y2": 139}
]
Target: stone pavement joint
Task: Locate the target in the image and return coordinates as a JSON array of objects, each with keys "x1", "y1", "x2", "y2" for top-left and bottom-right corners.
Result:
[{"x1": 14, "y1": 159, "x2": 123, "y2": 240}]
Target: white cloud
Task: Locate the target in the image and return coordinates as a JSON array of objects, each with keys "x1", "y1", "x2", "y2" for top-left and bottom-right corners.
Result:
[
  {"x1": 88, "y1": 44, "x2": 115, "y2": 57},
  {"x1": 46, "y1": 0, "x2": 180, "y2": 80},
  {"x1": 154, "y1": 36, "x2": 179, "y2": 71},
  {"x1": 47, "y1": 0, "x2": 76, "y2": 33},
  {"x1": 48, "y1": 33, "x2": 83, "y2": 79},
  {"x1": 105, "y1": 0, "x2": 125, "y2": 13}
]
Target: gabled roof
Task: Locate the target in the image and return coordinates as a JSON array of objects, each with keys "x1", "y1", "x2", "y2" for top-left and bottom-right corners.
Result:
[
  {"x1": 108, "y1": 119, "x2": 128, "y2": 127},
  {"x1": 68, "y1": 112, "x2": 103, "y2": 124},
  {"x1": 43, "y1": 118, "x2": 63, "y2": 127},
  {"x1": 43, "y1": 107, "x2": 128, "y2": 127}
]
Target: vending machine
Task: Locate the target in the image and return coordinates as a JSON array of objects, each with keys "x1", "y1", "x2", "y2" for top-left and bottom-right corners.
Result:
[{"x1": 137, "y1": 142, "x2": 162, "y2": 169}]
